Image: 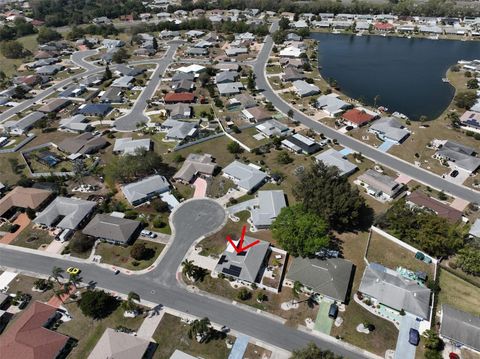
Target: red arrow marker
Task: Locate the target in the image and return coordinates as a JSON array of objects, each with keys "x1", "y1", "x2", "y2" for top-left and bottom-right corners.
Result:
[{"x1": 226, "y1": 225, "x2": 260, "y2": 254}]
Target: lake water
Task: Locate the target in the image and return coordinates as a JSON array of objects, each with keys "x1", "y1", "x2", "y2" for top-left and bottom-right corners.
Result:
[{"x1": 311, "y1": 33, "x2": 480, "y2": 120}]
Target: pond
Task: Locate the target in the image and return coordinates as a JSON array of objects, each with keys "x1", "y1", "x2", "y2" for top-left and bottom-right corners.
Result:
[{"x1": 311, "y1": 33, "x2": 480, "y2": 120}]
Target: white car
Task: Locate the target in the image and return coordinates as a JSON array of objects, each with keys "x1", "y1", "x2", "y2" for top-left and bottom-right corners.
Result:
[{"x1": 141, "y1": 230, "x2": 157, "y2": 238}]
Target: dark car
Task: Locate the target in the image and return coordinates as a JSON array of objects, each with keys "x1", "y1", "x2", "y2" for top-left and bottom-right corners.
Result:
[
  {"x1": 449, "y1": 353, "x2": 460, "y2": 359},
  {"x1": 450, "y1": 170, "x2": 459, "y2": 178},
  {"x1": 328, "y1": 303, "x2": 338, "y2": 319},
  {"x1": 409, "y1": 328, "x2": 420, "y2": 346}
]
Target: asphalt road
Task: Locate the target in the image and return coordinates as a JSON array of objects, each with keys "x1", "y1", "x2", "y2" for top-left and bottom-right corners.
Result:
[
  {"x1": 114, "y1": 43, "x2": 180, "y2": 131},
  {"x1": 0, "y1": 199, "x2": 371, "y2": 359},
  {"x1": 251, "y1": 23, "x2": 480, "y2": 203},
  {"x1": 71, "y1": 49, "x2": 100, "y2": 71}
]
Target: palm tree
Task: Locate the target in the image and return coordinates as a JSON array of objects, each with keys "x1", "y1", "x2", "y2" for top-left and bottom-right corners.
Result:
[
  {"x1": 182, "y1": 260, "x2": 195, "y2": 279},
  {"x1": 292, "y1": 280, "x2": 303, "y2": 300},
  {"x1": 69, "y1": 273, "x2": 82, "y2": 289},
  {"x1": 188, "y1": 317, "x2": 211, "y2": 342},
  {"x1": 50, "y1": 267, "x2": 64, "y2": 285},
  {"x1": 122, "y1": 291, "x2": 140, "y2": 311}
]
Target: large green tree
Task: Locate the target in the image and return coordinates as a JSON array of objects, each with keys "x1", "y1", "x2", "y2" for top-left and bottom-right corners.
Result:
[
  {"x1": 78, "y1": 290, "x2": 119, "y2": 319},
  {"x1": 454, "y1": 91, "x2": 477, "y2": 109},
  {"x1": 290, "y1": 343, "x2": 343, "y2": 359},
  {"x1": 271, "y1": 205, "x2": 330, "y2": 257},
  {"x1": 455, "y1": 246, "x2": 480, "y2": 276},
  {"x1": 37, "y1": 27, "x2": 62, "y2": 44},
  {"x1": 294, "y1": 162, "x2": 366, "y2": 230},
  {"x1": 0, "y1": 40, "x2": 25, "y2": 59}
]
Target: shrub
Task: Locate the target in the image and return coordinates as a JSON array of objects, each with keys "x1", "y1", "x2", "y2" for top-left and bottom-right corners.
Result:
[
  {"x1": 152, "y1": 216, "x2": 166, "y2": 228},
  {"x1": 130, "y1": 242, "x2": 148, "y2": 260},
  {"x1": 237, "y1": 288, "x2": 251, "y2": 301},
  {"x1": 70, "y1": 234, "x2": 96, "y2": 253},
  {"x1": 78, "y1": 290, "x2": 119, "y2": 319}
]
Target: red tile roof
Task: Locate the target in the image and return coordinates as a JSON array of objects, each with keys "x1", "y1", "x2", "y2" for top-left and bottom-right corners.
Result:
[
  {"x1": 0, "y1": 301, "x2": 69, "y2": 359},
  {"x1": 342, "y1": 109, "x2": 375, "y2": 126},
  {"x1": 406, "y1": 191, "x2": 463, "y2": 223},
  {"x1": 164, "y1": 92, "x2": 195, "y2": 103},
  {"x1": 374, "y1": 22, "x2": 394, "y2": 31}
]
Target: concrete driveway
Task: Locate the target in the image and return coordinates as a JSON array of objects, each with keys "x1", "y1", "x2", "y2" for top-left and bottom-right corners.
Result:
[{"x1": 394, "y1": 314, "x2": 419, "y2": 359}]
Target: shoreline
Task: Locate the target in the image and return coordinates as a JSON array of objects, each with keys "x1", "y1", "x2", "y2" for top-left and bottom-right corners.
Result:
[{"x1": 309, "y1": 28, "x2": 480, "y2": 42}]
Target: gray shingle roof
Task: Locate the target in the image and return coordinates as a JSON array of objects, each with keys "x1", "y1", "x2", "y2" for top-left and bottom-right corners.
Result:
[
  {"x1": 292, "y1": 80, "x2": 320, "y2": 97},
  {"x1": 161, "y1": 119, "x2": 198, "y2": 140},
  {"x1": 82, "y1": 214, "x2": 140, "y2": 244},
  {"x1": 121, "y1": 175, "x2": 170, "y2": 205},
  {"x1": 440, "y1": 305, "x2": 480, "y2": 351},
  {"x1": 215, "y1": 236, "x2": 270, "y2": 283},
  {"x1": 250, "y1": 190, "x2": 286, "y2": 228},
  {"x1": 113, "y1": 137, "x2": 151, "y2": 155},
  {"x1": 286, "y1": 257, "x2": 354, "y2": 302},
  {"x1": 223, "y1": 161, "x2": 267, "y2": 192},
  {"x1": 217, "y1": 82, "x2": 243, "y2": 96},
  {"x1": 315, "y1": 149, "x2": 357, "y2": 176},
  {"x1": 173, "y1": 153, "x2": 216, "y2": 182},
  {"x1": 357, "y1": 169, "x2": 402, "y2": 197},
  {"x1": 370, "y1": 117, "x2": 410, "y2": 143},
  {"x1": 34, "y1": 196, "x2": 96, "y2": 229},
  {"x1": 358, "y1": 263, "x2": 431, "y2": 319},
  {"x1": 469, "y1": 218, "x2": 480, "y2": 238}
]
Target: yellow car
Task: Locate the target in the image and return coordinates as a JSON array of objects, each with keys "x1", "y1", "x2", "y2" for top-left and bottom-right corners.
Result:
[{"x1": 66, "y1": 267, "x2": 80, "y2": 275}]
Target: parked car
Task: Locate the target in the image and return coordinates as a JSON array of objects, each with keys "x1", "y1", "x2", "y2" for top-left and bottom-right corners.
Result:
[
  {"x1": 409, "y1": 328, "x2": 420, "y2": 346},
  {"x1": 141, "y1": 230, "x2": 157, "y2": 238},
  {"x1": 328, "y1": 303, "x2": 338, "y2": 319},
  {"x1": 449, "y1": 353, "x2": 459, "y2": 359},
  {"x1": 450, "y1": 170, "x2": 459, "y2": 178},
  {"x1": 66, "y1": 267, "x2": 81, "y2": 275}
]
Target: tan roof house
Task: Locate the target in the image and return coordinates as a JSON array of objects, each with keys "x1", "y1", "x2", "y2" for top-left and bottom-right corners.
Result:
[
  {"x1": 0, "y1": 186, "x2": 52, "y2": 218},
  {"x1": 88, "y1": 328, "x2": 153, "y2": 359}
]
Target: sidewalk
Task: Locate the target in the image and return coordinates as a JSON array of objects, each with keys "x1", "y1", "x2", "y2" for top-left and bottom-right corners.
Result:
[{"x1": 137, "y1": 310, "x2": 165, "y2": 340}]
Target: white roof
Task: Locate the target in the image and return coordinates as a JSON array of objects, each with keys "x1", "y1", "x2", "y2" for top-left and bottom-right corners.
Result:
[
  {"x1": 176, "y1": 64, "x2": 206, "y2": 73},
  {"x1": 113, "y1": 137, "x2": 151, "y2": 155}
]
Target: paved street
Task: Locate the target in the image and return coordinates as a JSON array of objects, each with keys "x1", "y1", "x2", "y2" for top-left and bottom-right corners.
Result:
[
  {"x1": 114, "y1": 43, "x2": 180, "y2": 131},
  {"x1": 71, "y1": 49, "x2": 99, "y2": 71},
  {"x1": 0, "y1": 199, "x2": 372, "y2": 359},
  {"x1": 251, "y1": 22, "x2": 480, "y2": 203}
]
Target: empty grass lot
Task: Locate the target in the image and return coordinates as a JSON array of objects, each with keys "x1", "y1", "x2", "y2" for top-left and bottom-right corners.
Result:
[
  {"x1": 438, "y1": 269, "x2": 480, "y2": 316},
  {"x1": 57, "y1": 301, "x2": 144, "y2": 359},
  {"x1": 0, "y1": 34, "x2": 38, "y2": 76},
  {"x1": 95, "y1": 239, "x2": 165, "y2": 271},
  {"x1": 152, "y1": 313, "x2": 232, "y2": 359},
  {"x1": 10, "y1": 223, "x2": 53, "y2": 250},
  {"x1": 7, "y1": 274, "x2": 54, "y2": 303}
]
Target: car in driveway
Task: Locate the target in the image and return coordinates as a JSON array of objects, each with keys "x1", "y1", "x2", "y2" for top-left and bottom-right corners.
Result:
[
  {"x1": 450, "y1": 170, "x2": 459, "y2": 178},
  {"x1": 409, "y1": 328, "x2": 420, "y2": 346},
  {"x1": 141, "y1": 230, "x2": 157, "y2": 238}
]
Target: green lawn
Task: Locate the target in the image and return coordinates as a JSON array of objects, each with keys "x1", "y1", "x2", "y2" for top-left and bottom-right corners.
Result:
[
  {"x1": 11, "y1": 224, "x2": 54, "y2": 250},
  {"x1": 366, "y1": 231, "x2": 435, "y2": 280},
  {"x1": 7, "y1": 274, "x2": 54, "y2": 303},
  {"x1": 0, "y1": 34, "x2": 38, "y2": 76},
  {"x1": 95, "y1": 239, "x2": 165, "y2": 271},
  {"x1": 152, "y1": 313, "x2": 232, "y2": 359},
  {"x1": 57, "y1": 301, "x2": 145, "y2": 359},
  {"x1": 438, "y1": 269, "x2": 480, "y2": 316}
]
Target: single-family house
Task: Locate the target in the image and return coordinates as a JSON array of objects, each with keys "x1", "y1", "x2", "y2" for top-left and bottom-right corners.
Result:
[
  {"x1": 223, "y1": 161, "x2": 268, "y2": 192},
  {"x1": 102, "y1": 39, "x2": 125, "y2": 48},
  {"x1": 342, "y1": 108, "x2": 377, "y2": 128},
  {"x1": 286, "y1": 257, "x2": 354, "y2": 303},
  {"x1": 100, "y1": 87, "x2": 124, "y2": 104},
  {"x1": 440, "y1": 305, "x2": 480, "y2": 353},
  {"x1": 3, "y1": 111, "x2": 45, "y2": 135},
  {"x1": 281, "y1": 133, "x2": 322, "y2": 155},
  {"x1": 121, "y1": 175, "x2": 170, "y2": 206},
  {"x1": 279, "y1": 46, "x2": 304, "y2": 58},
  {"x1": 435, "y1": 140, "x2": 480, "y2": 173},
  {"x1": 59, "y1": 84, "x2": 86, "y2": 98},
  {"x1": 315, "y1": 149, "x2": 358, "y2": 176},
  {"x1": 0, "y1": 301, "x2": 69, "y2": 359},
  {"x1": 171, "y1": 79, "x2": 194, "y2": 93},
  {"x1": 115, "y1": 65, "x2": 145, "y2": 77},
  {"x1": 160, "y1": 119, "x2": 198, "y2": 140},
  {"x1": 242, "y1": 106, "x2": 271, "y2": 123},
  {"x1": 186, "y1": 47, "x2": 208, "y2": 56},
  {"x1": 164, "y1": 92, "x2": 195, "y2": 104},
  {"x1": 167, "y1": 103, "x2": 192, "y2": 119},
  {"x1": 357, "y1": 169, "x2": 404, "y2": 200},
  {"x1": 227, "y1": 93, "x2": 256, "y2": 110},
  {"x1": 214, "y1": 236, "x2": 270, "y2": 284},
  {"x1": 406, "y1": 191, "x2": 463, "y2": 223},
  {"x1": 59, "y1": 114, "x2": 91, "y2": 133},
  {"x1": 256, "y1": 119, "x2": 291, "y2": 137},
  {"x1": 215, "y1": 71, "x2": 238, "y2": 84},
  {"x1": 281, "y1": 67, "x2": 305, "y2": 82},
  {"x1": 82, "y1": 214, "x2": 141, "y2": 245},
  {"x1": 469, "y1": 218, "x2": 480, "y2": 239},
  {"x1": 369, "y1": 117, "x2": 410, "y2": 143},
  {"x1": 0, "y1": 186, "x2": 52, "y2": 219},
  {"x1": 87, "y1": 328, "x2": 154, "y2": 359},
  {"x1": 225, "y1": 47, "x2": 248, "y2": 57},
  {"x1": 217, "y1": 82, "x2": 243, "y2": 96},
  {"x1": 358, "y1": 263, "x2": 431, "y2": 319},
  {"x1": 77, "y1": 103, "x2": 112, "y2": 117},
  {"x1": 34, "y1": 196, "x2": 96, "y2": 229},
  {"x1": 111, "y1": 76, "x2": 134, "y2": 89},
  {"x1": 38, "y1": 98, "x2": 70, "y2": 113},
  {"x1": 113, "y1": 137, "x2": 151, "y2": 155},
  {"x1": 316, "y1": 94, "x2": 352, "y2": 117},
  {"x1": 173, "y1": 153, "x2": 217, "y2": 183},
  {"x1": 292, "y1": 80, "x2": 320, "y2": 97},
  {"x1": 58, "y1": 133, "x2": 107, "y2": 155},
  {"x1": 250, "y1": 190, "x2": 286, "y2": 229},
  {"x1": 460, "y1": 110, "x2": 480, "y2": 130}
]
